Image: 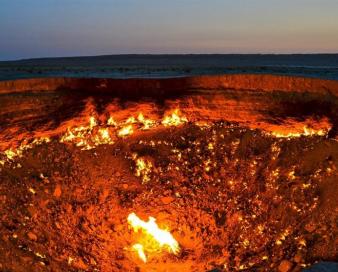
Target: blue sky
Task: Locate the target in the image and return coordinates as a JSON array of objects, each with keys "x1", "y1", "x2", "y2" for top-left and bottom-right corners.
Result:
[{"x1": 1, "y1": 0, "x2": 338, "y2": 60}]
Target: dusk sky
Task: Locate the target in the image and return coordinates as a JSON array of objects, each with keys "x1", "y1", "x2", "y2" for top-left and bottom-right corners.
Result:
[{"x1": 1, "y1": 0, "x2": 338, "y2": 60}]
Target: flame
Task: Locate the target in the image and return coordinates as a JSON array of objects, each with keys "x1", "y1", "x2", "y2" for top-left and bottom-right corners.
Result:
[
  {"x1": 132, "y1": 244, "x2": 147, "y2": 263},
  {"x1": 134, "y1": 156, "x2": 152, "y2": 183},
  {"x1": 162, "y1": 109, "x2": 188, "y2": 127},
  {"x1": 60, "y1": 117, "x2": 96, "y2": 149},
  {"x1": 118, "y1": 125, "x2": 134, "y2": 137},
  {"x1": 0, "y1": 137, "x2": 50, "y2": 166},
  {"x1": 125, "y1": 116, "x2": 137, "y2": 124},
  {"x1": 95, "y1": 128, "x2": 113, "y2": 145},
  {"x1": 89, "y1": 116, "x2": 97, "y2": 129},
  {"x1": 60, "y1": 117, "x2": 116, "y2": 149},
  {"x1": 4, "y1": 149, "x2": 18, "y2": 161},
  {"x1": 271, "y1": 126, "x2": 328, "y2": 138},
  {"x1": 128, "y1": 212, "x2": 180, "y2": 262},
  {"x1": 107, "y1": 116, "x2": 117, "y2": 126},
  {"x1": 57, "y1": 110, "x2": 187, "y2": 151},
  {"x1": 1, "y1": 108, "x2": 189, "y2": 162},
  {"x1": 137, "y1": 113, "x2": 155, "y2": 130}
]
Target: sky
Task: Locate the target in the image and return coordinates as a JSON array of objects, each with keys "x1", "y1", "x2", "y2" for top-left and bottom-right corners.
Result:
[{"x1": 1, "y1": 0, "x2": 338, "y2": 60}]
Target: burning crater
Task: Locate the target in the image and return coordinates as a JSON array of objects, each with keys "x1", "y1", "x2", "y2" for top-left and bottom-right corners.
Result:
[{"x1": 0, "y1": 75, "x2": 337, "y2": 272}]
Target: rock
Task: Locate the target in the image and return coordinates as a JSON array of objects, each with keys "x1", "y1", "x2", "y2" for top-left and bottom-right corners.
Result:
[
  {"x1": 99, "y1": 189, "x2": 109, "y2": 203},
  {"x1": 278, "y1": 260, "x2": 293, "y2": 272},
  {"x1": 294, "y1": 253, "x2": 303, "y2": 263},
  {"x1": 20, "y1": 256, "x2": 33, "y2": 263},
  {"x1": 305, "y1": 223, "x2": 316, "y2": 233},
  {"x1": 53, "y1": 184, "x2": 62, "y2": 198},
  {"x1": 160, "y1": 196, "x2": 174, "y2": 205},
  {"x1": 72, "y1": 258, "x2": 88, "y2": 270},
  {"x1": 90, "y1": 257, "x2": 97, "y2": 265},
  {"x1": 27, "y1": 232, "x2": 37, "y2": 241}
]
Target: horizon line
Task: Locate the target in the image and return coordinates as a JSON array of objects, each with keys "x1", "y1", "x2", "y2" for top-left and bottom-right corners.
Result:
[{"x1": 2, "y1": 52, "x2": 338, "y2": 62}]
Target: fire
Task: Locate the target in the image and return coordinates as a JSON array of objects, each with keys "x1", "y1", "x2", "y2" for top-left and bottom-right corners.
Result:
[
  {"x1": 60, "y1": 117, "x2": 116, "y2": 149},
  {"x1": 132, "y1": 244, "x2": 147, "y2": 263},
  {"x1": 271, "y1": 126, "x2": 329, "y2": 138},
  {"x1": 123, "y1": 113, "x2": 156, "y2": 130},
  {"x1": 134, "y1": 156, "x2": 152, "y2": 183},
  {"x1": 89, "y1": 116, "x2": 97, "y2": 129},
  {"x1": 1, "y1": 108, "x2": 189, "y2": 162},
  {"x1": 128, "y1": 212, "x2": 180, "y2": 262},
  {"x1": 162, "y1": 109, "x2": 188, "y2": 127},
  {"x1": 118, "y1": 125, "x2": 134, "y2": 137},
  {"x1": 0, "y1": 137, "x2": 50, "y2": 166},
  {"x1": 60, "y1": 117, "x2": 96, "y2": 149},
  {"x1": 137, "y1": 113, "x2": 155, "y2": 130},
  {"x1": 57, "y1": 109, "x2": 187, "y2": 150},
  {"x1": 95, "y1": 128, "x2": 113, "y2": 145},
  {"x1": 125, "y1": 116, "x2": 137, "y2": 124},
  {"x1": 107, "y1": 116, "x2": 117, "y2": 126}
]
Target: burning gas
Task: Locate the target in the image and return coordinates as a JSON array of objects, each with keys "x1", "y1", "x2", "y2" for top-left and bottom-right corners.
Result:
[
  {"x1": 0, "y1": 108, "x2": 332, "y2": 169},
  {"x1": 132, "y1": 244, "x2": 147, "y2": 263},
  {"x1": 137, "y1": 113, "x2": 155, "y2": 130},
  {"x1": 118, "y1": 125, "x2": 134, "y2": 138},
  {"x1": 0, "y1": 109, "x2": 190, "y2": 166},
  {"x1": 0, "y1": 137, "x2": 50, "y2": 166},
  {"x1": 162, "y1": 109, "x2": 188, "y2": 127},
  {"x1": 132, "y1": 154, "x2": 153, "y2": 183},
  {"x1": 271, "y1": 126, "x2": 330, "y2": 138},
  {"x1": 127, "y1": 212, "x2": 180, "y2": 262},
  {"x1": 58, "y1": 110, "x2": 186, "y2": 149}
]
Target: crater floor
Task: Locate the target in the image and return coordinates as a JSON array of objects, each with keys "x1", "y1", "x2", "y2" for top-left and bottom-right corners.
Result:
[{"x1": 0, "y1": 122, "x2": 337, "y2": 272}]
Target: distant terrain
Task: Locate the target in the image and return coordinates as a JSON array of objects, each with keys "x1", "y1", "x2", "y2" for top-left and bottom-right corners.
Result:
[{"x1": 1, "y1": 54, "x2": 338, "y2": 81}]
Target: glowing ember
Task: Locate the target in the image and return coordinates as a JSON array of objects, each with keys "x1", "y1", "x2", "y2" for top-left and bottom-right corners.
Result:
[
  {"x1": 162, "y1": 109, "x2": 188, "y2": 127},
  {"x1": 127, "y1": 212, "x2": 180, "y2": 262},
  {"x1": 118, "y1": 125, "x2": 134, "y2": 137}
]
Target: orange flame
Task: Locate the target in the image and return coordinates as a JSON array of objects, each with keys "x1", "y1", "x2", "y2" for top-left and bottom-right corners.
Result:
[
  {"x1": 162, "y1": 109, "x2": 188, "y2": 127},
  {"x1": 118, "y1": 125, "x2": 134, "y2": 137},
  {"x1": 132, "y1": 244, "x2": 147, "y2": 263},
  {"x1": 271, "y1": 126, "x2": 329, "y2": 138},
  {"x1": 107, "y1": 116, "x2": 117, "y2": 126},
  {"x1": 128, "y1": 212, "x2": 180, "y2": 262},
  {"x1": 137, "y1": 113, "x2": 155, "y2": 130},
  {"x1": 0, "y1": 137, "x2": 50, "y2": 166},
  {"x1": 134, "y1": 156, "x2": 152, "y2": 183}
]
